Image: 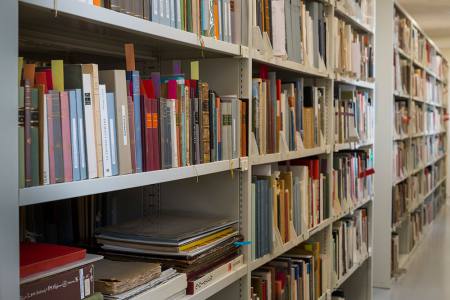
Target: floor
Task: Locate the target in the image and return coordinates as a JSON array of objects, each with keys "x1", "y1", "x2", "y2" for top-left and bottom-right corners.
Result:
[{"x1": 373, "y1": 205, "x2": 450, "y2": 300}]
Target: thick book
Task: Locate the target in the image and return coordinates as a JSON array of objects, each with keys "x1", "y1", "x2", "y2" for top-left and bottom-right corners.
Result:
[
  {"x1": 99, "y1": 70, "x2": 132, "y2": 175},
  {"x1": 20, "y1": 262, "x2": 94, "y2": 300},
  {"x1": 47, "y1": 91, "x2": 65, "y2": 183},
  {"x1": 20, "y1": 243, "x2": 86, "y2": 278},
  {"x1": 99, "y1": 84, "x2": 113, "y2": 177},
  {"x1": 82, "y1": 73, "x2": 98, "y2": 178},
  {"x1": 68, "y1": 90, "x2": 81, "y2": 181},
  {"x1": 82, "y1": 64, "x2": 104, "y2": 178},
  {"x1": 106, "y1": 92, "x2": 119, "y2": 176},
  {"x1": 127, "y1": 70, "x2": 143, "y2": 173},
  {"x1": 59, "y1": 91, "x2": 73, "y2": 182}
]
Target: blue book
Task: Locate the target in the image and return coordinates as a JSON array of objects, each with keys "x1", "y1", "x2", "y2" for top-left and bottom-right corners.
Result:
[
  {"x1": 75, "y1": 89, "x2": 87, "y2": 180},
  {"x1": 127, "y1": 71, "x2": 143, "y2": 173},
  {"x1": 295, "y1": 79, "x2": 304, "y2": 137},
  {"x1": 68, "y1": 90, "x2": 81, "y2": 181},
  {"x1": 107, "y1": 92, "x2": 119, "y2": 176}
]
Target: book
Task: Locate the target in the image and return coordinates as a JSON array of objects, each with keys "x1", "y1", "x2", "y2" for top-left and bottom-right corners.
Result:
[
  {"x1": 106, "y1": 92, "x2": 119, "y2": 176},
  {"x1": 47, "y1": 91, "x2": 65, "y2": 183},
  {"x1": 20, "y1": 243, "x2": 86, "y2": 278},
  {"x1": 59, "y1": 91, "x2": 73, "y2": 182},
  {"x1": 127, "y1": 70, "x2": 143, "y2": 173},
  {"x1": 99, "y1": 84, "x2": 113, "y2": 177},
  {"x1": 68, "y1": 90, "x2": 81, "y2": 181},
  {"x1": 81, "y1": 73, "x2": 98, "y2": 178}
]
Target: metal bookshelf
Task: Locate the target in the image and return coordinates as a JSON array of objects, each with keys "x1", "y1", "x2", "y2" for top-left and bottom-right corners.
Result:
[
  {"x1": 373, "y1": 0, "x2": 448, "y2": 289},
  {"x1": 1, "y1": 0, "x2": 378, "y2": 299}
]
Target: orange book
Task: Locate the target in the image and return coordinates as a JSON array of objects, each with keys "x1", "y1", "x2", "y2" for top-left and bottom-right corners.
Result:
[
  {"x1": 93, "y1": 0, "x2": 101, "y2": 6},
  {"x1": 214, "y1": 0, "x2": 219, "y2": 39}
]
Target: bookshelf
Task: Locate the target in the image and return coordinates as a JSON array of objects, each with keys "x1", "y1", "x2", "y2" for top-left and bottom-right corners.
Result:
[
  {"x1": 3, "y1": 0, "x2": 377, "y2": 299},
  {"x1": 373, "y1": 0, "x2": 448, "y2": 288}
]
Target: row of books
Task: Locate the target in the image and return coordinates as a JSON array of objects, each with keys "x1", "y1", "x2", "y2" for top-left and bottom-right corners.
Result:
[
  {"x1": 332, "y1": 150, "x2": 374, "y2": 216},
  {"x1": 335, "y1": 0, "x2": 373, "y2": 27},
  {"x1": 251, "y1": 158, "x2": 328, "y2": 259},
  {"x1": 332, "y1": 208, "x2": 369, "y2": 284},
  {"x1": 394, "y1": 99, "x2": 408, "y2": 138},
  {"x1": 392, "y1": 180, "x2": 408, "y2": 225},
  {"x1": 333, "y1": 17, "x2": 374, "y2": 82},
  {"x1": 252, "y1": 73, "x2": 326, "y2": 155},
  {"x1": 394, "y1": 11, "x2": 410, "y2": 54},
  {"x1": 334, "y1": 85, "x2": 374, "y2": 145},
  {"x1": 251, "y1": 240, "x2": 331, "y2": 300},
  {"x1": 410, "y1": 101, "x2": 423, "y2": 135},
  {"x1": 394, "y1": 51, "x2": 410, "y2": 96},
  {"x1": 411, "y1": 103, "x2": 445, "y2": 136},
  {"x1": 81, "y1": 0, "x2": 240, "y2": 44},
  {"x1": 18, "y1": 55, "x2": 246, "y2": 187},
  {"x1": 252, "y1": 0, "x2": 328, "y2": 70}
]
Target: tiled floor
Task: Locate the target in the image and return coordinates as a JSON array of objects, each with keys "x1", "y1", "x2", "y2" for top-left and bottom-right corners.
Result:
[{"x1": 373, "y1": 204, "x2": 450, "y2": 300}]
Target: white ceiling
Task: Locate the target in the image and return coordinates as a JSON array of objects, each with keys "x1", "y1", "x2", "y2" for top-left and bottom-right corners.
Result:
[{"x1": 397, "y1": 0, "x2": 450, "y2": 51}]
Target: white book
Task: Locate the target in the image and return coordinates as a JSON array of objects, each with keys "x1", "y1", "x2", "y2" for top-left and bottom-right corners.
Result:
[
  {"x1": 99, "y1": 84, "x2": 112, "y2": 177},
  {"x1": 271, "y1": 0, "x2": 286, "y2": 57},
  {"x1": 169, "y1": 100, "x2": 179, "y2": 168},
  {"x1": 188, "y1": 255, "x2": 243, "y2": 294},
  {"x1": 82, "y1": 73, "x2": 98, "y2": 178},
  {"x1": 43, "y1": 94, "x2": 50, "y2": 185}
]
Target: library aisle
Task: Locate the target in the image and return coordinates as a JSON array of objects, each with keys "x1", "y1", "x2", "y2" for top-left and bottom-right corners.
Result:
[{"x1": 374, "y1": 204, "x2": 450, "y2": 300}]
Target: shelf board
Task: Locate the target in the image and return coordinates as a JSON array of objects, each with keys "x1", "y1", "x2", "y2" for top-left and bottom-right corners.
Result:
[
  {"x1": 332, "y1": 197, "x2": 373, "y2": 222},
  {"x1": 334, "y1": 75, "x2": 375, "y2": 89},
  {"x1": 333, "y1": 253, "x2": 371, "y2": 291},
  {"x1": 20, "y1": 0, "x2": 241, "y2": 59},
  {"x1": 334, "y1": 5, "x2": 374, "y2": 34},
  {"x1": 393, "y1": 91, "x2": 411, "y2": 99},
  {"x1": 250, "y1": 146, "x2": 328, "y2": 166},
  {"x1": 393, "y1": 134, "x2": 409, "y2": 141},
  {"x1": 334, "y1": 141, "x2": 373, "y2": 152},
  {"x1": 252, "y1": 50, "x2": 331, "y2": 78},
  {"x1": 250, "y1": 218, "x2": 332, "y2": 271},
  {"x1": 180, "y1": 265, "x2": 247, "y2": 300},
  {"x1": 19, "y1": 159, "x2": 240, "y2": 205},
  {"x1": 395, "y1": 47, "x2": 412, "y2": 61}
]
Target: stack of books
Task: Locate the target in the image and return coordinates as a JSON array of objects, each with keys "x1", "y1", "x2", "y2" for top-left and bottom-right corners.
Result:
[
  {"x1": 252, "y1": 0, "x2": 328, "y2": 68},
  {"x1": 94, "y1": 259, "x2": 186, "y2": 300},
  {"x1": 252, "y1": 73, "x2": 326, "y2": 155},
  {"x1": 333, "y1": 18, "x2": 374, "y2": 82},
  {"x1": 82, "y1": 0, "x2": 240, "y2": 44},
  {"x1": 251, "y1": 158, "x2": 328, "y2": 259},
  {"x1": 392, "y1": 180, "x2": 408, "y2": 225},
  {"x1": 95, "y1": 211, "x2": 243, "y2": 295},
  {"x1": 20, "y1": 242, "x2": 103, "y2": 300},
  {"x1": 332, "y1": 208, "x2": 369, "y2": 283},
  {"x1": 18, "y1": 48, "x2": 246, "y2": 188},
  {"x1": 251, "y1": 240, "x2": 330, "y2": 300},
  {"x1": 334, "y1": 85, "x2": 374, "y2": 145},
  {"x1": 332, "y1": 150, "x2": 374, "y2": 215}
]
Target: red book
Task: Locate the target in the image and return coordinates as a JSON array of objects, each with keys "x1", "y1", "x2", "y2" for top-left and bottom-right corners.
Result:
[
  {"x1": 128, "y1": 95, "x2": 136, "y2": 173},
  {"x1": 43, "y1": 69, "x2": 53, "y2": 90},
  {"x1": 59, "y1": 92, "x2": 73, "y2": 182},
  {"x1": 46, "y1": 93, "x2": 56, "y2": 184},
  {"x1": 20, "y1": 242, "x2": 86, "y2": 278},
  {"x1": 35, "y1": 72, "x2": 48, "y2": 93}
]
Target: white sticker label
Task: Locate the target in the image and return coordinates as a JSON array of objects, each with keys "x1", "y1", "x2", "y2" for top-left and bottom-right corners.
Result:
[
  {"x1": 79, "y1": 268, "x2": 84, "y2": 299},
  {"x1": 121, "y1": 105, "x2": 128, "y2": 146},
  {"x1": 84, "y1": 278, "x2": 91, "y2": 297},
  {"x1": 110, "y1": 118, "x2": 117, "y2": 165}
]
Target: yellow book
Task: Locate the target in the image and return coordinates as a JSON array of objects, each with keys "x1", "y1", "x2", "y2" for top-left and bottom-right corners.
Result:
[
  {"x1": 179, "y1": 227, "x2": 234, "y2": 251},
  {"x1": 51, "y1": 60, "x2": 64, "y2": 92}
]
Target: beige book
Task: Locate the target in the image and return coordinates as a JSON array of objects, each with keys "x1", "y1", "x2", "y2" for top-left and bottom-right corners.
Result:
[
  {"x1": 99, "y1": 70, "x2": 133, "y2": 175},
  {"x1": 82, "y1": 64, "x2": 103, "y2": 177}
]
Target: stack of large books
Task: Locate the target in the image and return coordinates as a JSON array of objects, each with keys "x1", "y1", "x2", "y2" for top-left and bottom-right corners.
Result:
[
  {"x1": 96, "y1": 211, "x2": 243, "y2": 295},
  {"x1": 20, "y1": 242, "x2": 103, "y2": 300}
]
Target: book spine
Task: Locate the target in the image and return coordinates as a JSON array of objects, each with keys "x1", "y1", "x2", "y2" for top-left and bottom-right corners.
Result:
[
  {"x1": 24, "y1": 80, "x2": 32, "y2": 187},
  {"x1": 170, "y1": 100, "x2": 178, "y2": 168},
  {"x1": 193, "y1": 97, "x2": 200, "y2": 164},
  {"x1": 186, "y1": 255, "x2": 243, "y2": 295},
  {"x1": 41, "y1": 93, "x2": 50, "y2": 185},
  {"x1": 49, "y1": 91, "x2": 65, "y2": 183},
  {"x1": 99, "y1": 85, "x2": 113, "y2": 177},
  {"x1": 60, "y1": 91, "x2": 73, "y2": 182},
  {"x1": 200, "y1": 83, "x2": 210, "y2": 163},
  {"x1": 209, "y1": 91, "x2": 216, "y2": 162},
  {"x1": 19, "y1": 87, "x2": 25, "y2": 188},
  {"x1": 75, "y1": 89, "x2": 87, "y2": 180},
  {"x1": 68, "y1": 91, "x2": 81, "y2": 181},
  {"x1": 128, "y1": 71, "x2": 143, "y2": 173},
  {"x1": 181, "y1": 89, "x2": 187, "y2": 166},
  {"x1": 107, "y1": 93, "x2": 119, "y2": 176},
  {"x1": 143, "y1": 96, "x2": 153, "y2": 171},
  {"x1": 91, "y1": 65, "x2": 104, "y2": 178},
  {"x1": 128, "y1": 95, "x2": 137, "y2": 173},
  {"x1": 82, "y1": 73, "x2": 98, "y2": 179},
  {"x1": 152, "y1": 98, "x2": 160, "y2": 170},
  {"x1": 30, "y1": 88, "x2": 40, "y2": 186}
]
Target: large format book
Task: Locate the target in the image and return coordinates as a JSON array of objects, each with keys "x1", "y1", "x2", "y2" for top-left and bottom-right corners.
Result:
[
  {"x1": 82, "y1": 64, "x2": 104, "y2": 177},
  {"x1": 20, "y1": 243, "x2": 86, "y2": 278},
  {"x1": 94, "y1": 259, "x2": 161, "y2": 296},
  {"x1": 59, "y1": 91, "x2": 73, "y2": 182},
  {"x1": 99, "y1": 70, "x2": 133, "y2": 175}
]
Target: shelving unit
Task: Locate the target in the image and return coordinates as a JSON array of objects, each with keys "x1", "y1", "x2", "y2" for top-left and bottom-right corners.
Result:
[
  {"x1": 3, "y1": 0, "x2": 378, "y2": 299},
  {"x1": 373, "y1": 0, "x2": 448, "y2": 288}
]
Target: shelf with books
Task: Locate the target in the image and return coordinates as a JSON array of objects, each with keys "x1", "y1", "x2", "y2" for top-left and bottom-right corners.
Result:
[
  {"x1": 332, "y1": 196, "x2": 373, "y2": 222},
  {"x1": 395, "y1": 46, "x2": 411, "y2": 61},
  {"x1": 408, "y1": 177, "x2": 447, "y2": 214},
  {"x1": 250, "y1": 146, "x2": 329, "y2": 166},
  {"x1": 334, "y1": 75, "x2": 375, "y2": 90},
  {"x1": 180, "y1": 264, "x2": 247, "y2": 300},
  {"x1": 334, "y1": 4, "x2": 374, "y2": 35},
  {"x1": 20, "y1": 0, "x2": 242, "y2": 58},
  {"x1": 19, "y1": 158, "x2": 241, "y2": 206},
  {"x1": 332, "y1": 253, "x2": 371, "y2": 291},
  {"x1": 334, "y1": 141, "x2": 374, "y2": 152}
]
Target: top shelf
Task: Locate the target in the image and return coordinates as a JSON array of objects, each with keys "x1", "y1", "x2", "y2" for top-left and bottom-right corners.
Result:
[
  {"x1": 334, "y1": 4, "x2": 374, "y2": 34},
  {"x1": 20, "y1": 0, "x2": 242, "y2": 59}
]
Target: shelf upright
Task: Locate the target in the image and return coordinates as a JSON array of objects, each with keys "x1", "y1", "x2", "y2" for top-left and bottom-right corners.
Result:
[{"x1": 0, "y1": 0, "x2": 19, "y2": 299}]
